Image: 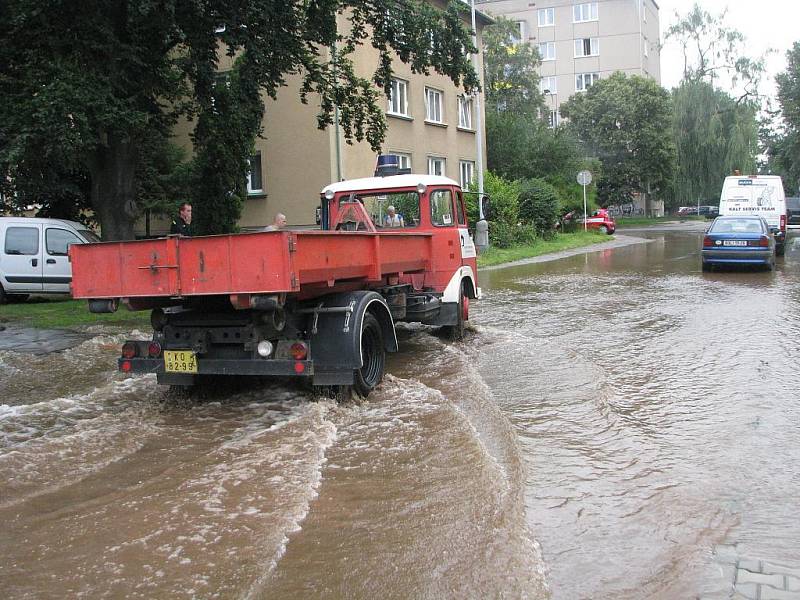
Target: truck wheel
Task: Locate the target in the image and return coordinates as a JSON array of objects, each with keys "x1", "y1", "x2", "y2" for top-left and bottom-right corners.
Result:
[
  {"x1": 599, "y1": 225, "x2": 608, "y2": 234},
  {"x1": 0, "y1": 284, "x2": 6, "y2": 305},
  {"x1": 776, "y1": 243, "x2": 785, "y2": 257},
  {"x1": 443, "y1": 283, "x2": 468, "y2": 341},
  {"x1": 353, "y1": 313, "x2": 385, "y2": 397}
]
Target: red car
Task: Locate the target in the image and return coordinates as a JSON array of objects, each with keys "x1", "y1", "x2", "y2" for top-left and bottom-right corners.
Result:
[{"x1": 584, "y1": 209, "x2": 616, "y2": 234}]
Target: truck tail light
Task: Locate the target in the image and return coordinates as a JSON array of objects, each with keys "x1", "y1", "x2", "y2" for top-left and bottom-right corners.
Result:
[
  {"x1": 120, "y1": 360, "x2": 132, "y2": 372},
  {"x1": 780, "y1": 214, "x2": 786, "y2": 231},
  {"x1": 703, "y1": 236, "x2": 713, "y2": 247},
  {"x1": 148, "y1": 342, "x2": 162, "y2": 357},
  {"x1": 121, "y1": 341, "x2": 138, "y2": 359},
  {"x1": 290, "y1": 342, "x2": 308, "y2": 360}
]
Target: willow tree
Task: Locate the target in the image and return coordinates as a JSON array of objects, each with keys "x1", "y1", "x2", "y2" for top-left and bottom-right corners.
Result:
[
  {"x1": 0, "y1": 1, "x2": 479, "y2": 239},
  {"x1": 664, "y1": 3, "x2": 764, "y2": 206},
  {"x1": 671, "y1": 81, "x2": 758, "y2": 204}
]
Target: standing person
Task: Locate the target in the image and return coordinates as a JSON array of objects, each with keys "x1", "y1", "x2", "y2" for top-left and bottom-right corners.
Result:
[
  {"x1": 264, "y1": 213, "x2": 287, "y2": 231},
  {"x1": 170, "y1": 202, "x2": 193, "y2": 236},
  {"x1": 384, "y1": 205, "x2": 404, "y2": 228}
]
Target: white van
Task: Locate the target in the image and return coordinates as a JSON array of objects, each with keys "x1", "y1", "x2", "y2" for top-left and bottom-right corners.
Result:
[
  {"x1": 0, "y1": 217, "x2": 100, "y2": 303},
  {"x1": 718, "y1": 175, "x2": 787, "y2": 255}
]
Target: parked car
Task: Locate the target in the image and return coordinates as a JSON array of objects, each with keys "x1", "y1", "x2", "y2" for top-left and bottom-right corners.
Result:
[
  {"x1": 787, "y1": 197, "x2": 800, "y2": 227},
  {"x1": 701, "y1": 215, "x2": 775, "y2": 272},
  {"x1": 584, "y1": 209, "x2": 616, "y2": 234},
  {"x1": 0, "y1": 217, "x2": 100, "y2": 303},
  {"x1": 700, "y1": 205, "x2": 719, "y2": 219}
]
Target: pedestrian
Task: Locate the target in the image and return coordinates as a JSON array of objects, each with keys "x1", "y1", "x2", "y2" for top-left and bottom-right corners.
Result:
[
  {"x1": 264, "y1": 213, "x2": 287, "y2": 231},
  {"x1": 170, "y1": 202, "x2": 193, "y2": 236},
  {"x1": 384, "y1": 205, "x2": 404, "y2": 228}
]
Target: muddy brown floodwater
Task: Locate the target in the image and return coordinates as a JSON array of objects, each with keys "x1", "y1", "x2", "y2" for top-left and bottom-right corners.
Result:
[{"x1": 1, "y1": 225, "x2": 799, "y2": 599}]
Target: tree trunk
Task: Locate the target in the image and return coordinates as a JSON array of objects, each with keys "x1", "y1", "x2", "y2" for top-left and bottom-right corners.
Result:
[{"x1": 88, "y1": 134, "x2": 138, "y2": 241}]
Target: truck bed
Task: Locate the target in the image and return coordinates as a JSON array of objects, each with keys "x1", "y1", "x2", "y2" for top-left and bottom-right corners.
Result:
[{"x1": 69, "y1": 230, "x2": 434, "y2": 300}]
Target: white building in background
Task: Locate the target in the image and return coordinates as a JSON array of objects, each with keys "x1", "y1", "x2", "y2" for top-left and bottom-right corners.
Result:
[{"x1": 476, "y1": 0, "x2": 661, "y2": 127}]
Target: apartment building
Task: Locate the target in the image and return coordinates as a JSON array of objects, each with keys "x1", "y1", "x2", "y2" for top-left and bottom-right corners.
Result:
[
  {"x1": 160, "y1": 2, "x2": 490, "y2": 234},
  {"x1": 476, "y1": 0, "x2": 660, "y2": 127}
]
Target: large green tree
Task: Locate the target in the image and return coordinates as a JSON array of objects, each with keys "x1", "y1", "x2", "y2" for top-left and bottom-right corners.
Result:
[
  {"x1": 770, "y1": 42, "x2": 800, "y2": 195},
  {"x1": 560, "y1": 72, "x2": 675, "y2": 207},
  {"x1": 0, "y1": 0, "x2": 478, "y2": 239},
  {"x1": 481, "y1": 16, "x2": 544, "y2": 117}
]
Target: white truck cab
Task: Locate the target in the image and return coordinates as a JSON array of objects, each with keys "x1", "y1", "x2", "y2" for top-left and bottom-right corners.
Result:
[
  {"x1": 0, "y1": 217, "x2": 100, "y2": 303},
  {"x1": 718, "y1": 175, "x2": 788, "y2": 256}
]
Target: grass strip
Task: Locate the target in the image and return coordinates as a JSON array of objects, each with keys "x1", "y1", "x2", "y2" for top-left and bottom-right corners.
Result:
[
  {"x1": 0, "y1": 298, "x2": 150, "y2": 330},
  {"x1": 477, "y1": 230, "x2": 610, "y2": 267}
]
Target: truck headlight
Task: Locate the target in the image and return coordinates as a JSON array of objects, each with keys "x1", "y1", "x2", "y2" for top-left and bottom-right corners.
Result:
[{"x1": 257, "y1": 340, "x2": 274, "y2": 358}]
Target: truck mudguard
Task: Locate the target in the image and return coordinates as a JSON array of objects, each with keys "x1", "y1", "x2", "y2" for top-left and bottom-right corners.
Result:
[{"x1": 309, "y1": 291, "x2": 398, "y2": 385}]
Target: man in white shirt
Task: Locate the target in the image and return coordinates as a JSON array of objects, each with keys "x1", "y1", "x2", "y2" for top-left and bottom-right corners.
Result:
[{"x1": 384, "y1": 205, "x2": 404, "y2": 228}]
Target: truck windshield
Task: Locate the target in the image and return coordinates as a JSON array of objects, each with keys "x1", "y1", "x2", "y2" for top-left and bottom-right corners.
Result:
[{"x1": 356, "y1": 192, "x2": 420, "y2": 228}]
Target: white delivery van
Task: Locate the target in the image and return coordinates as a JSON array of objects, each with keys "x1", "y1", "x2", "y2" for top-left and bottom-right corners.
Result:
[
  {"x1": 719, "y1": 175, "x2": 788, "y2": 256},
  {"x1": 0, "y1": 217, "x2": 100, "y2": 303}
]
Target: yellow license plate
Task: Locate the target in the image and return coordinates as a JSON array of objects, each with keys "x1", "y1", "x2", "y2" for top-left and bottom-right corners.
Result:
[{"x1": 164, "y1": 350, "x2": 198, "y2": 373}]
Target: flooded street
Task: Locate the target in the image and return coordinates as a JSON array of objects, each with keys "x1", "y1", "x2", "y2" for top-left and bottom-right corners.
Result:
[{"x1": 2, "y1": 225, "x2": 799, "y2": 598}]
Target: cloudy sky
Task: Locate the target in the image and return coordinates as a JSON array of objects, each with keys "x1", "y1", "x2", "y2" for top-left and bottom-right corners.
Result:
[{"x1": 657, "y1": 0, "x2": 798, "y2": 98}]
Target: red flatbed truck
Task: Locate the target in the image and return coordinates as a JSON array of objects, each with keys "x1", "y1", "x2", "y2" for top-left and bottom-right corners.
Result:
[{"x1": 70, "y1": 172, "x2": 480, "y2": 396}]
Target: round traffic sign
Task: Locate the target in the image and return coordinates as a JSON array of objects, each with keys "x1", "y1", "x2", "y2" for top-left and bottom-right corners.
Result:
[{"x1": 577, "y1": 170, "x2": 592, "y2": 186}]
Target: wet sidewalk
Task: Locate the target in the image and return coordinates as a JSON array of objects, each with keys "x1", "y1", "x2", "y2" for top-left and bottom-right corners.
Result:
[
  {"x1": 0, "y1": 322, "x2": 89, "y2": 354},
  {"x1": 706, "y1": 545, "x2": 800, "y2": 600}
]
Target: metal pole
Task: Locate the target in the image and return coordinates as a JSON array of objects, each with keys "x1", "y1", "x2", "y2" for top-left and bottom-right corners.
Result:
[
  {"x1": 470, "y1": 0, "x2": 485, "y2": 219},
  {"x1": 583, "y1": 183, "x2": 588, "y2": 231}
]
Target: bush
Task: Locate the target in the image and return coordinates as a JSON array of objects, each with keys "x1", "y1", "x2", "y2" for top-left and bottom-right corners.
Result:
[
  {"x1": 514, "y1": 223, "x2": 538, "y2": 245},
  {"x1": 489, "y1": 220, "x2": 516, "y2": 248},
  {"x1": 518, "y1": 178, "x2": 559, "y2": 236},
  {"x1": 466, "y1": 171, "x2": 520, "y2": 226}
]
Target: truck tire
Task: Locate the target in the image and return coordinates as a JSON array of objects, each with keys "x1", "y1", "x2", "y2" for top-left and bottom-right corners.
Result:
[
  {"x1": 599, "y1": 225, "x2": 608, "y2": 234},
  {"x1": 443, "y1": 283, "x2": 468, "y2": 342},
  {"x1": 0, "y1": 284, "x2": 6, "y2": 305},
  {"x1": 776, "y1": 242, "x2": 785, "y2": 257},
  {"x1": 353, "y1": 313, "x2": 385, "y2": 397}
]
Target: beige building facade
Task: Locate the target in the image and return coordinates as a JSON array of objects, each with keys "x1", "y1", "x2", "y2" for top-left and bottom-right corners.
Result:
[
  {"x1": 161, "y1": 3, "x2": 490, "y2": 234},
  {"x1": 476, "y1": 0, "x2": 660, "y2": 126}
]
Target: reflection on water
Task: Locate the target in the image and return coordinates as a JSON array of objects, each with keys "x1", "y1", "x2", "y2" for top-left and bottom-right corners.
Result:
[{"x1": 474, "y1": 229, "x2": 800, "y2": 599}]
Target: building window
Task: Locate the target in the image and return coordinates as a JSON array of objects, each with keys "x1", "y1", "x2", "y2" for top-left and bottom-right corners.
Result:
[
  {"x1": 576, "y1": 72, "x2": 600, "y2": 92},
  {"x1": 573, "y1": 3, "x2": 598, "y2": 23},
  {"x1": 540, "y1": 76, "x2": 557, "y2": 95},
  {"x1": 459, "y1": 161, "x2": 475, "y2": 189},
  {"x1": 388, "y1": 78, "x2": 409, "y2": 117},
  {"x1": 538, "y1": 42, "x2": 556, "y2": 61},
  {"x1": 548, "y1": 110, "x2": 560, "y2": 129},
  {"x1": 247, "y1": 153, "x2": 263, "y2": 194},
  {"x1": 428, "y1": 156, "x2": 446, "y2": 177},
  {"x1": 574, "y1": 38, "x2": 599, "y2": 57},
  {"x1": 509, "y1": 20, "x2": 525, "y2": 44},
  {"x1": 425, "y1": 87, "x2": 444, "y2": 124},
  {"x1": 458, "y1": 95, "x2": 473, "y2": 129},
  {"x1": 390, "y1": 152, "x2": 412, "y2": 171},
  {"x1": 538, "y1": 8, "x2": 554, "y2": 27}
]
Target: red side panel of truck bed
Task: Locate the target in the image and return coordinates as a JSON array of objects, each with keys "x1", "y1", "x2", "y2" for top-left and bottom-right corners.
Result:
[{"x1": 69, "y1": 230, "x2": 434, "y2": 299}]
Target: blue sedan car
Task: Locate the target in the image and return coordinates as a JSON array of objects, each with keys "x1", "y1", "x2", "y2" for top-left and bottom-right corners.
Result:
[{"x1": 701, "y1": 215, "x2": 776, "y2": 272}]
